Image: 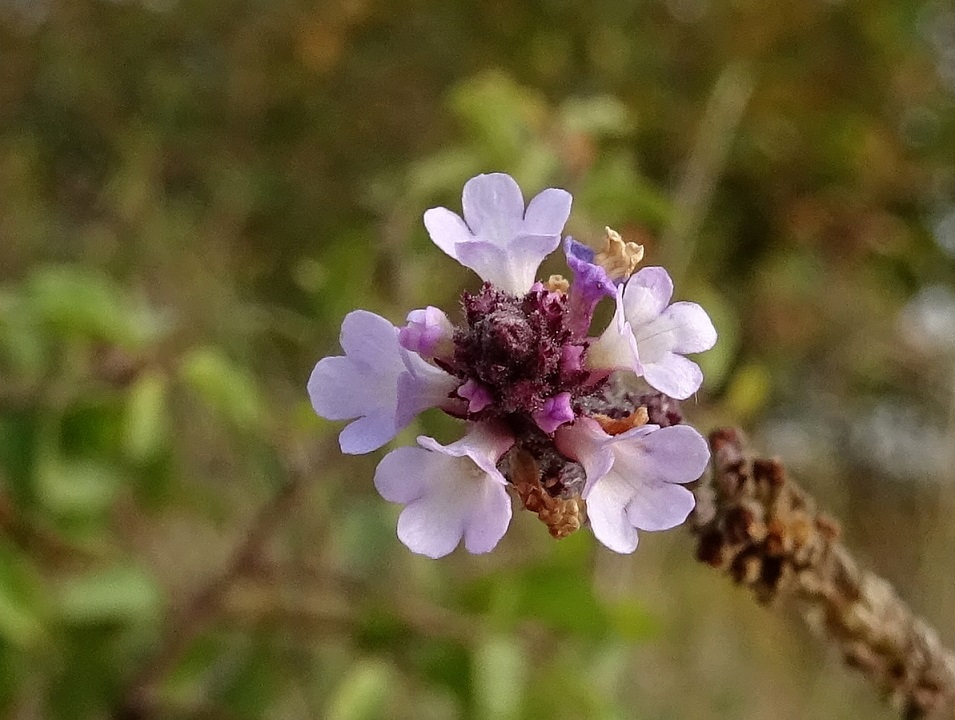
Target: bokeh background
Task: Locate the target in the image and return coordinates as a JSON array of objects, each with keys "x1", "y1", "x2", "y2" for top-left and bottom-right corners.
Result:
[{"x1": 2, "y1": 0, "x2": 955, "y2": 718}]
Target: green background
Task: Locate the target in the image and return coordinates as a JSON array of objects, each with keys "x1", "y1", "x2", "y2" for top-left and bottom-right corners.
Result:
[{"x1": 1, "y1": 0, "x2": 954, "y2": 718}]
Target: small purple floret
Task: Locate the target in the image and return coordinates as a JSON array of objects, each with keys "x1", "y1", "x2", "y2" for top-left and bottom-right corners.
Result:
[
  {"x1": 564, "y1": 237, "x2": 617, "y2": 338},
  {"x1": 532, "y1": 392, "x2": 575, "y2": 433},
  {"x1": 459, "y1": 378, "x2": 494, "y2": 413},
  {"x1": 399, "y1": 306, "x2": 454, "y2": 360},
  {"x1": 559, "y1": 344, "x2": 585, "y2": 375}
]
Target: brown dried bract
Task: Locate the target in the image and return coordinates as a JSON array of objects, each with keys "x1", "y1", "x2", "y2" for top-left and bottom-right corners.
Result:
[
  {"x1": 592, "y1": 407, "x2": 649, "y2": 436},
  {"x1": 510, "y1": 448, "x2": 586, "y2": 539}
]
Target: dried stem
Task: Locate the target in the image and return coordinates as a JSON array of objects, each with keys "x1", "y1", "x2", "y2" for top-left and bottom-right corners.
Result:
[{"x1": 692, "y1": 427, "x2": 955, "y2": 720}]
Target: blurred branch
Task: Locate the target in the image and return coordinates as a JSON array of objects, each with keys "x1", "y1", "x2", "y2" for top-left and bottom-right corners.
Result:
[
  {"x1": 0, "y1": 491, "x2": 102, "y2": 565},
  {"x1": 662, "y1": 63, "x2": 753, "y2": 280},
  {"x1": 112, "y1": 438, "x2": 323, "y2": 720},
  {"x1": 220, "y1": 576, "x2": 480, "y2": 647},
  {"x1": 692, "y1": 428, "x2": 955, "y2": 720}
]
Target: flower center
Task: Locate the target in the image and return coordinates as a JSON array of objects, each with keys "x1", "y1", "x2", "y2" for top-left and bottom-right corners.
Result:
[{"x1": 452, "y1": 283, "x2": 591, "y2": 416}]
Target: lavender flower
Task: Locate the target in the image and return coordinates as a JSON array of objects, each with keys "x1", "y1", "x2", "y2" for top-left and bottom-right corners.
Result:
[
  {"x1": 587, "y1": 267, "x2": 717, "y2": 399},
  {"x1": 556, "y1": 419, "x2": 710, "y2": 553},
  {"x1": 374, "y1": 424, "x2": 514, "y2": 558},
  {"x1": 308, "y1": 310, "x2": 459, "y2": 454},
  {"x1": 423, "y1": 173, "x2": 572, "y2": 294},
  {"x1": 309, "y1": 173, "x2": 718, "y2": 557}
]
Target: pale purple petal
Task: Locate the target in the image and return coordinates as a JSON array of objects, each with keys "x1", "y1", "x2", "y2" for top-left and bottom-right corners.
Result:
[
  {"x1": 523, "y1": 188, "x2": 572, "y2": 236},
  {"x1": 611, "y1": 269, "x2": 717, "y2": 398},
  {"x1": 309, "y1": 310, "x2": 456, "y2": 455},
  {"x1": 558, "y1": 420, "x2": 709, "y2": 553},
  {"x1": 624, "y1": 483, "x2": 696, "y2": 531},
  {"x1": 419, "y1": 423, "x2": 514, "y2": 476},
  {"x1": 532, "y1": 392, "x2": 575, "y2": 433},
  {"x1": 374, "y1": 446, "x2": 434, "y2": 503},
  {"x1": 308, "y1": 356, "x2": 379, "y2": 421},
  {"x1": 586, "y1": 476, "x2": 639, "y2": 553},
  {"x1": 374, "y1": 447, "x2": 471, "y2": 559},
  {"x1": 395, "y1": 351, "x2": 460, "y2": 428},
  {"x1": 374, "y1": 426, "x2": 514, "y2": 558},
  {"x1": 462, "y1": 173, "x2": 525, "y2": 244},
  {"x1": 399, "y1": 306, "x2": 455, "y2": 359},
  {"x1": 585, "y1": 287, "x2": 642, "y2": 374},
  {"x1": 308, "y1": 310, "x2": 407, "y2": 454},
  {"x1": 451, "y1": 239, "x2": 511, "y2": 289},
  {"x1": 454, "y1": 233, "x2": 560, "y2": 294},
  {"x1": 641, "y1": 353, "x2": 704, "y2": 400},
  {"x1": 501, "y1": 232, "x2": 563, "y2": 290},
  {"x1": 554, "y1": 418, "x2": 615, "y2": 495},
  {"x1": 458, "y1": 379, "x2": 494, "y2": 413},
  {"x1": 396, "y1": 483, "x2": 471, "y2": 558},
  {"x1": 620, "y1": 423, "x2": 710, "y2": 483},
  {"x1": 651, "y1": 302, "x2": 718, "y2": 354},
  {"x1": 622, "y1": 267, "x2": 674, "y2": 326},
  {"x1": 463, "y1": 480, "x2": 513, "y2": 554},
  {"x1": 339, "y1": 310, "x2": 402, "y2": 373},
  {"x1": 339, "y1": 412, "x2": 401, "y2": 455},
  {"x1": 423, "y1": 174, "x2": 571, "y2": 293},
  {"x1": 423, "y1": 207, "x2": 472, "y2": 258},
  {"x1": 598, "y1": 423, "x2": 708, "y2": 531}
]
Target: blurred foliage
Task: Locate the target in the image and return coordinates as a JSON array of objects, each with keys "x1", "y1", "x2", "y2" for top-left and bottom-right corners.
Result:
[{"x1": 1, "y1": 0, "x2": 955, "y2": 718}]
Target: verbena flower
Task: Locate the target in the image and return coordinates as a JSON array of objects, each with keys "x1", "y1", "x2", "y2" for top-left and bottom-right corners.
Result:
[
  {"x1": 556, "y1": 418, "x2": 710, "y2": 553},
  {"x1": 308, "y1": 310, "x2": 458, "y2": 454},
  {"x1": 587, "y1": 267, "x2": 717, "y2": 399},
  {"x1": 423, "y1": 173, "x2": 572, "y2": 294},
  {"x1": 309, "y1": 172, "x2": 718, "y2": 557},
  {"x1": 374, "y1": 424, "x2": 514, "y2": 558}
]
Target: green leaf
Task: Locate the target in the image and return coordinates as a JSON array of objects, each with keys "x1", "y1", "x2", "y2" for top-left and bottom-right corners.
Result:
[
  {"x1": 692, "y1": 287, "x2": 738, "y2": 390},
  {"x1": 36, "y1": 456, "x2": 121, "y2": 516},
  {"x1": 462, "y1": 533, "x2": 614, "y2": 639},
  {"x1": 326, "y1": 659, "x2": 394, "y2": 720},
  {"x1": 405, "y1": 149, "x2": 483, "y2": 203},
  {"x1": 515, "y1": 564, "x2": 610, "y2": 637},
  {"x1": 0, "y1": 410, "x2": 41, "y2": 509},
  {"x1": 577, "y1": 156, "x2": 672, "y2": 229},
  {"x1": 449, "y1": 71, "x2": 546, "y2": 162},
  {"x1": 473, "y1": 635, "x2": 525, "y2": 720},
  {"x1": 0, "y1": 543, "x2": 47, "y2": 649},
  {"x1": 606, "y1": 601, "x2": 661, "y2": 642},
  {"x1": 25, "y1": 266, "x2": 165, "y2": 348},
  {"x1": 0, "y1": 288, "x2": 47, "y2": 378},
  {"x1": 178, "y1": 347, "x2": 265, "y2": 431},
  {"x1": 559, "y1": 96, "x2": 634, "y2": 137},
  {"x1": 122, "y1": 370, "x2": 169, "y2": 462},
  {"x1": 163, "y1": 632, "x2": 228, "y2": 704},
  {"x1": 55, "y1": 566, "x2": 160, "y2": 625},
  {"x1": 219, "y1": 637, "x2": 282, "y2": 720}
]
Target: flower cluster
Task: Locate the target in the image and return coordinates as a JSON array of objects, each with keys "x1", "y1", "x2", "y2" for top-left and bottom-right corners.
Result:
[{"x1": 309, "y1": 173, "x2": 716, "y2": 557}]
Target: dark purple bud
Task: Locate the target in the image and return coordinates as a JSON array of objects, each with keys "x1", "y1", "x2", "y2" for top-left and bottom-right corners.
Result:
[{"x1": 564, "y1": 237, "x2": 617, "y2": 338}]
